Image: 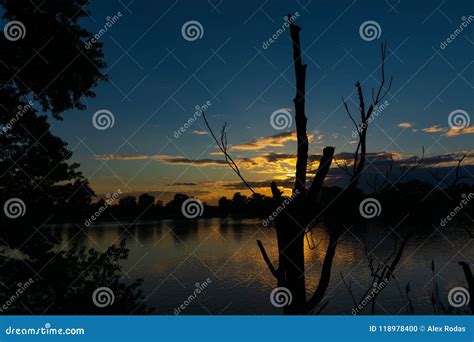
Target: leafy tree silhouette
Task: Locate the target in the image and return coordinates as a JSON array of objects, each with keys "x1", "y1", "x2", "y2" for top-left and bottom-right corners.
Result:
[{"x1": 0, "y1": 0, "x2": 150, "y2": 314}]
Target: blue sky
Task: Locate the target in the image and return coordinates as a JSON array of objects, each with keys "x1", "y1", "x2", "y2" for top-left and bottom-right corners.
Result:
[{"x1": 48, "y1": 0, "x2": 473, "y2": 202}]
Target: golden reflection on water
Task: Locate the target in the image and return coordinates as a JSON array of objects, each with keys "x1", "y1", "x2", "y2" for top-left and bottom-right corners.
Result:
[
  {"x1": 52, "y1": 219, "x2": 471, "y2": 314},
  {"x1": 56, "y1": 220, "x2": 383, "y2": 292}
]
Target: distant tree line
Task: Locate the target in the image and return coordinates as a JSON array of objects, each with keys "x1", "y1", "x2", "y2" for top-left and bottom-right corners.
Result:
[{"x1": 50, "y1": 180, "x2": 474, "y2": 226}]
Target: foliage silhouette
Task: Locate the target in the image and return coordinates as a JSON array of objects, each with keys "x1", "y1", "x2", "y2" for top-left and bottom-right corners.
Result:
[{"x1": 0, "y1": 0, "x2": 150, "y2": 314}]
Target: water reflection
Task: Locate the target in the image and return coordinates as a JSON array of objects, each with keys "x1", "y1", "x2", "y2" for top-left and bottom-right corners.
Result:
[{"x1": 49, "y1": 219, "x2": 472, "y2": 314}]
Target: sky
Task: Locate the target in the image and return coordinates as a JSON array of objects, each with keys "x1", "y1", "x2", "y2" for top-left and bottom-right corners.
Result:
[{"x1": 50, "y1": 0, "x2": 473, "y2": 203}]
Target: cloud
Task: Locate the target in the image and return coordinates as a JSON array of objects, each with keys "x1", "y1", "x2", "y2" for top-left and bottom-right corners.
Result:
[
  {"x1": 95, "y1": 154, "x2": 227, "y2": 167},
  {"x1": 422, "y1": 125, "x2": 445, "y2": 133},
  {"x1": 192, "y1": 130, "x2": 208, "y2": 135},
  {"x1": 95, "y1": 149, "x2": 474, "y2": 180},
  {"x1": 94, "y1": 149, "x2": 474, "y2": 204},
  {"x1": 230, "y1": 131, "x2": 313, "y2": 151},
  {"x1": 445, "y1": 126, "x2": 474, "y2": 137},
  {"x1": 398, "y1": 122, "x2": 415, "y2": 128},
  {"x1": 166, "y1": 182, "x2": 198, "y2": 186}
]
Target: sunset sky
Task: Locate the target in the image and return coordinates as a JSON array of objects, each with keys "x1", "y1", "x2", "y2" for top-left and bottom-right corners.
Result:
[{"x1": 50, "y1": 0, "x2": 473, "y2": 203}]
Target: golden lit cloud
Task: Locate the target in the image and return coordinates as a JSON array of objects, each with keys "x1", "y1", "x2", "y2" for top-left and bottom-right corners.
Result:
[
  {"x1": 445, "y1": 126, "x2": 474, "y2": 137},
  {"x1": 422, "y1": 125, "x2": 445, "y2": 133},
  {"x1": 230, "y1": 131, "x2": 314, "y2": 151},
  {"x1": 93, "y1": 150, "x2": 474, "y2": 205},
  {"x1": 398, "y1": 122, "x2": 415, "y2": 128}
]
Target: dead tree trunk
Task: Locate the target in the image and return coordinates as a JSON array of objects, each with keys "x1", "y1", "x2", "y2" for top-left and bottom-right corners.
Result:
[
  {"x1": 258, "y1": 17, "x2": 338, "y2": 315},
  {"x1": 459, "y1": 261, "x2": 474, "y2": 314},
  {"x1": 204, "y1": 15, "x2": 339, "y2": 315}
]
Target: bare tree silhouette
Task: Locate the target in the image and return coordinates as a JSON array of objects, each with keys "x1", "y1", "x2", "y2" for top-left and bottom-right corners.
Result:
[
  {"x1": 431, "y1": 155, "x2": 468, "y2": 190},
  {"x1": 340, "y1": 42, "x2": 393, "y2": 191},
  {"x1": 341, "y1": 234, "x2": 410, "y2": 314},
  {"x1": 459, "y1": 229, "x2": 474, "y2": 314},
  {"x1": 204, "y1": 16, "x2": 339, "y2": 314}
]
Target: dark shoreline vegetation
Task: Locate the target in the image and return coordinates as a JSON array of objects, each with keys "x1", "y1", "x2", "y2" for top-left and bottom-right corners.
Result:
[{"x1": 49, "y1": 182, "x2": 474, "y2": 226}]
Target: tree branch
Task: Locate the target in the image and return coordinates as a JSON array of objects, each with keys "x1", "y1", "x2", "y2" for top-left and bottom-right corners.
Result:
[
  {"x1": 308, "y1": 146, "x2": 335, "y2": 204},
  {"x1": 257, "y1": 240, "x2": 279, "y2": 280},
  {"x1": 202, "y1": 112, "x2": 256, "y2": 194},
  {"x1": 458, "y1": 261, "x2": 474, "y2": 314},
  {"x1": 306, "y1": 225, "x2": 341, "y2": 311}
]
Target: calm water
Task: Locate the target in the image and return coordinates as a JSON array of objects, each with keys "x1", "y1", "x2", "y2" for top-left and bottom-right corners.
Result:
[{"x1": 51, "y1": 219, "x2": 472, "y2": 315}]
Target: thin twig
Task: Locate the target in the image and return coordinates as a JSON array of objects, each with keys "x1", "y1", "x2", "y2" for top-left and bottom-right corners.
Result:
[{"x1": 202, "y1": 112, "x2": 256, "y2": 194}]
